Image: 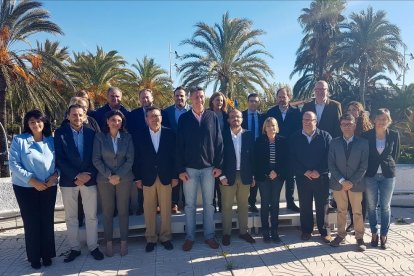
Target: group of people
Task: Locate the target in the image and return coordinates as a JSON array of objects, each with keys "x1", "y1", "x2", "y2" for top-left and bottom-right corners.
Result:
[{"x1": 9, "y1": 80, "x2": 400, "y2": 270}]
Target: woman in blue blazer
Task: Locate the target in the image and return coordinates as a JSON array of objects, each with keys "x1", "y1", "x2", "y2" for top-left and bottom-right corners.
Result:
[
  {"x1": 9, "y1": 110, "x2": 59, "y2": 269},
  {"x1": 362, "y1": 108, "x2": 400, "y2": 249}
]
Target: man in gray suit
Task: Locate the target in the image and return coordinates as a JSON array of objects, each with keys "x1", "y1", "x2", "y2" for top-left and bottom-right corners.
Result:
[
  {"x1": 162, "y1": 86, "x2": 191, "y2": 212},
  {"x1": 328, "y1": 113, "x2": 369, "y2": 251}
]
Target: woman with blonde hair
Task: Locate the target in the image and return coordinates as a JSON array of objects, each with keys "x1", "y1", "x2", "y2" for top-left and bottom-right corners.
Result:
[
  {"x1": 347, "y1": 101, "x2": 372, "y2": 135},
  {"x1": 254, "y1": 117, "x2": 287, "y2": 243}
]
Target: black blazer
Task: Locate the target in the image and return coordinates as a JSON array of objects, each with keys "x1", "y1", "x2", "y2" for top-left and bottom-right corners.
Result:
[
  {"x1": 302, "y1": 99, "x2": 342, "y2": 138},
  {"x1": 162, "y1": 104, "x2": 191, "y2": 133},
  {"x1": 241, "y1": 110, "x2": 265, "y2": 139},
  {"x1": 265, "y1": 105, "x2": 302, "y2": 138},
  {"x1": 132, "y1": 126, "x2": 177, "y2": 186},
  {"x1": 54, "y1": 124, "x2": 97, "y2": 187},
  {"x1": 221, "y1": 129, "x2": 254, "y2": 186},
  {"x1": 253, "y1": 134, "x2": 288, "y2": 182},
  {"x1": 126, "y1": 107, "x2": 147, "y2": 135},
  {"x1": 362, "y1": 128, "x2": 400, "y2": 178},
  {"x1": 89, "y1": 104, "x2": 129, "y2": 131}
]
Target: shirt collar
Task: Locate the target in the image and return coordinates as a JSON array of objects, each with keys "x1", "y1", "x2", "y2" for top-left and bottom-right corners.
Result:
[
  {"x1": 149, "y1": 127, "x2": 161, "y2": 135},
  {"x1": 231, "y1": 128, "x2": 244, "y2": 137},
  {"x1": 343, "y1": 135, "x2": 354, "y2": 144},
  {"x1": 248, "y1": 110, "x2": 257, "y2": 115},
  {"x1": 302, "y1": 129, "x2": 316, "y2": 138},
  {"x1": 71, "y1": 126, "x2": 83, "y2": 134},
  {"x1": 175, "y1": 104, "x2": 188, "y2": 111},
  {"x1": 192, "y1": 109, "x2": 204, "y2": 117}
]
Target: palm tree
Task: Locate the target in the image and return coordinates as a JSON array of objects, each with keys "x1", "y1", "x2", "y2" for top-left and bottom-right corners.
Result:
[
  {"x1": 291, "y1": 0, "x2": 346, "y2": 99},
  {"x1": 335, "y1": 7, "x2": 404, "y2": 107},
  {"x1": 69, "y1": 46, "x2": 134, "y2": 108},
  {"x1": 131, "y1": 56, "x2": 173, "y2": 108},
  {"x1": 0, "y1": 0, "x2": 63, "y2": 176},
  {"x1": 180, "y1": 12, "x2": 273, "y2": 98}
]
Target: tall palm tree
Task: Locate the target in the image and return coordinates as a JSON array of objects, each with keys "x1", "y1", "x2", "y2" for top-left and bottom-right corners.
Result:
[
  {"x1": 131, "y1": 56, "x2": 173, "y2": 108},
  {"x1": 69, "y1": 46, "x2": 134, "y2": 108},
  {"x1": 180, "y1": 12, "x2": 273, "y2": 98},
  {"x1": 291, "y1": 0, "x2": 346, "y2": 99},
  {"x1": 335, "y1": 7, "x2": 404, "y2": 107},
  {"x1": 0, "y1": 0, "x2": 64, "y2": 176}
]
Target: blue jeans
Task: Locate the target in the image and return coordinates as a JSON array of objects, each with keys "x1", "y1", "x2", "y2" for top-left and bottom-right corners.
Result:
[
  {"x1": 183, "y1": 167, "x2": 215, "y2": 240},
  {"x1": 365, "y1": 174, "x2": 395, "y2": 236}
]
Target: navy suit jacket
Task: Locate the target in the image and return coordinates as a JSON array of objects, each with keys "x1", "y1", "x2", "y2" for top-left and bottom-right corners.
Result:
[
  {"x1": 241, "y1": 110, "x2": 265, "y2": 139},
  {"x1": 265, "y1": 105, "x2": 302, "y2": 138},
  {"x1": 162, "y1": 104, "x2": 191, "y2": 133},
  {"x1": 54, "y1": 124, "x2": 97, "y2": 187},
  {"x1": 132, "y1": 126, "x2": 177, "y2": 186},
  {"x1": 127, "y1": 107, "x2": 147, "y2": 135},
  {"x1": 89, "y1": 104, "x2": 129, "y2": 131},
  {"x1": 221, "y1": 129, "x2": 254, "y2": 186}
]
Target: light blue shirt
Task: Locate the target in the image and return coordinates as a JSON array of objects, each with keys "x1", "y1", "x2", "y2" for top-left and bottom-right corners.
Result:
[
  {"x1": 174, "y1": 105, "x2": 189, "y2": 124},
  {"x1": 71, "y1": 126, "x2": 84, "y2": 160},
  {"x1": 9, "y1": 133, "x2": 56, "y2": 188},
  {"x1": 248, "y1": 110, "x2": 259, "y2": 139}
]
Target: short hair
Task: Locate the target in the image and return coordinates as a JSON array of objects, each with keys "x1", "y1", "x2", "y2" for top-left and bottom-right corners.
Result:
[
  {"x1": 145, "y1": 106, "x2": 161, "y2": 117},
  {"x1": 247, "y1": 93, "x2": 260, "y2": 101},
  {"x1": 23, "y1": 109, "x2": 52, "y2": 137},
  {"x1": 75, "y1": 90, "x2": 89, "y2": 99},
  {"x1": 107, "y1": 87, "x2": 121, "y2": 95},
  {"x1": 374, "y1": 108, "x2": 392, "y2": 124},
  {"x1": 228, "y1": 108, "x2": 242, "y2": 117},
  {"x1": 276, "y1": 86, "x2": 292, "y2": 98},
  {"x1": 68, "y1": 97, "x2": 89, "y2": 109},
  {"x1": 262, "y1": 117, "x2": 279, "y2": 134},
  {"x1": 139, "y1": 88, "x2": 153, "y2": 97},
  {"x1": 340, "y1": 113, "x2": 355, "y2": 124},
  {"x1": 209, "y1": 92, "x2": 228, "y2": 113},
  {"x1": 68, "y1": 104, "x2": 86, "y2": 114},
  {"x1": 102, "y1": 110, "x2": 126, "y2": 133},
  {"x1": 189, "y1": 86, "x2": 204, "y2": 95},
  {"x1": 174, "y1": 86, "x2": 187, "y2": 95}
]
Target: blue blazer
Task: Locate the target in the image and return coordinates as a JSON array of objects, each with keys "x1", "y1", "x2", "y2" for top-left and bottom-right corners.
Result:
[
  {"x1": 89, "y1": 104, "x2": 129, "y2": 131},
  {"x1": 54, "y1": 124, "x2": 97, "y2": 187},
  {"x1": 265, "y1": 105, "x2": 302, "y2": 138},
  {"x1": 241, "y1": 110, "x2": 265, "y2": 139},
  {"x1": 132, "y1": 126, "x2": 177, "y2": 186},
  {"x1": 162, "y1": 104, "x2": 191, "y2": 133},
  {"x1": 221, "y1": 129, "x2": 254, "y2": 185},
  {"x1": 126, "y1": 107, "x2": 147, "y2": 135}
]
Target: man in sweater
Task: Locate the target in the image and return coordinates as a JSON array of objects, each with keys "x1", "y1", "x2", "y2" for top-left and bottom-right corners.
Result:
[
  {"x1": 290, "y1": 111, "x2": 332, "y2": 243},
  {"x1": 176, "y1": 86, "x2": 223, "y2": 251}
]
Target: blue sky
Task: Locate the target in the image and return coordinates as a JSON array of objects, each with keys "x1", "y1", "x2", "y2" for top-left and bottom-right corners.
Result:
[{"x1": 33, "y1": 1, "x2": 414, "y2": 93}]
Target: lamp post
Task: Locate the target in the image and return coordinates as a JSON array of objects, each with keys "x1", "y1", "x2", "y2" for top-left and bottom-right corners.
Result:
[
  {"x1": 169, "y1": 44, "x2": 181, "y2": 84},
  {"x1": 402, "y1": 47, "x2": 414, "y2": 90}
]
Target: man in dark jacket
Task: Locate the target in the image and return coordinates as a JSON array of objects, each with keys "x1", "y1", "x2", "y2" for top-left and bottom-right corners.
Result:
[
  {"x1": 177, "y1": 87, "x2": 223, "y2": 251},
  {"x1": 219, "y1": 109, "x2": 255, "y2": 246},
  {"x1": 55, "y1": 104, "x2": 104, "y2": 262}
]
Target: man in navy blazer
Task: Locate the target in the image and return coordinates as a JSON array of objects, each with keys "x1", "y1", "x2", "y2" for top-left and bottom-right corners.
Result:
[
  {"x1": 132, "y1": 106, "x2": 178, "y2": 253},
  {"x1": 265, "y1": 87, "x2": 301, "y2": 212},
  {"x1": 55, "y1": 104, "x2": 104, "y2": 262},
  {"x1": 89, "y1": 87, "x2": 130, "y2": 130},
  {"x1": 162, "y1": 86, "x2": 191, "y2": 212},
  {"x1": 241, "y1": 93, "x2": 264, "y2": 213},
  {"x1": 219, "y1": 109, "x2": 256, "y2": 246}
]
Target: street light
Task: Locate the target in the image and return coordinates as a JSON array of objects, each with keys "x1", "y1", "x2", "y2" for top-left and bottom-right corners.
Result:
[
  {"x1": 402, "y1": 47, "x2": 414, "y2": 89},
  {"x1": 169, "y1": 44, "x2": 181, "y2": 83}
]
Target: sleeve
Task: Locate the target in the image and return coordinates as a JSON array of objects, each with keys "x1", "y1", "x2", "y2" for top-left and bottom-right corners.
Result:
[
  {"x1": 115, "y1": 134, "x2": 135, "y2": 178},
  {"x1": 92, "y1": 134, "x2": 111, "y2": 178},
  {"x1": 132, "y1": 134, "x2": 142, "y2": 181},
  {"x1": 333, "y1": 103, "x2": 342, "y2": 138},
  {"x1": 54, "y1": 130, "x2": 79, "y2": 181},
  {"x1": 327, "y1": 140, "x2": 343, "y2": 182},
  {"x1": 175, "y1": 116, "x2": 186, "y2": 174},
  {"x1": 161, "y1": 109, "x2": 171, "y2": 128},
  {"x1": 316, "y1": 132, "x2": 332, "y2": 173},
  {"x1": 392, "y1": 130, "x2": 400, "y2": 162},
  {"x1": 290, "y1": 135, "x2": 307, "y2": 176},
  {"x1": 213, "y1": 115, "x2": 224, "y2": 169},
  {"x1": 8, "y1": 136, "x2": 34, "y2": 184}
]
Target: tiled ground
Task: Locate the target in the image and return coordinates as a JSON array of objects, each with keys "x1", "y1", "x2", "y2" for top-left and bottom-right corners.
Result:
[{"x1": 1, "y1": 206, "x2": 414, "y2": 276}]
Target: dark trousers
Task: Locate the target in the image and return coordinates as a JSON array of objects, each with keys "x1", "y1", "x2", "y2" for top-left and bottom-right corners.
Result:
[
  {"x1": 258, "y1": 179, "x2": 283, "y2": 234},
  {"x1": 138, "y1": 188, "x2": 144, "y2": 212},
  {"x1": 349, "y1": 192, "x2": 367, "y2": 224},
  {"x1": 213, "y1": 178, "x2": 222, "y2": 211},
  {"x1": 78, "y1": 193, "x2": 85, "y2": 225},
  {"x1": 296, "y1": 175, "x2": 329, "y2": 236},
  {"x1": 13, "y1": 185, "x2": 57, "y2": 263},
  {"x1": 172, "y1": 179, "x2": 185, "y2": 206},
  {"x1": 279, "y1": 173, "x2": 296, "y2": 206},
  {"x1": 248, "y1": 185, "x2": 258, "y2": 207}
]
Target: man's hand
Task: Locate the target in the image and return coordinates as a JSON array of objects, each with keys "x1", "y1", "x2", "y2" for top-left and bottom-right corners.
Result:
[
  {"x1": 74, "y1": 179, "x2": 85, "y2": 186},
  {"x1": 220, "y1": 177, "x2": 229, "y2": 186},
  {"x1": 250, "y1": 179, "x2": 256, "y2": 187},
  {"x1": 29, "y1": 178, "x2": 48, "y2": 191},
  {"x1": 342, "y1": 180, "x2": 353, "y2": 191},
  {"x1": 46, "y1": 172, "x2": 58, "y2": 187},
  {"x1": 136, "y1": 180, "x2": 143, "y2": 189},
  {"x1": 304, "y1": 170, "x2": 313, "y2": 180},
  {"x1": 269, "y1": 170, "x2": 277, "y2": 180},
  {"x1": 310, "y1": 170, "x2": 320, "y2": 179},
  {"x1": 108, "y1": 175, "x2": 120, "y2": 185},
  {"x1": 179, "y1": 172, "x2": 190, "y2": 182},
  {"x1": 171, "y1": 179, "x2": 179, "y2": 188},
  {"x1": 77, "y1": 172, "x2": 91, "y2": 183},
  {"x1": 212, "y1": 168, "x2": 222, "y2": 178}
]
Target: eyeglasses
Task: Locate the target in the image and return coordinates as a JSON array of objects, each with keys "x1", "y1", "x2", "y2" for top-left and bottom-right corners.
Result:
[
  {"x1": 302, "y1": 119, "x2": 316, "y2": 122},
  {"x1": 340, "y1": 123, "x2": 355, "y2": 127}
]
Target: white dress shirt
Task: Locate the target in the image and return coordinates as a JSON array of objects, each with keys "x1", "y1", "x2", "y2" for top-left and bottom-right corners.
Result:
[
  {"x1": 192, "y1": 109, "x2": 204, "y2": 124},
  {"x1": 302, "y1": 129, "x2": 316, "y2": 144},
  {"x1": 315, "y1": 100, "x2": 326, "y2": 123},
  {"x1": 231, "y1": 129, "x2": 243, "y2": 170},
  {"x1": 150, "y1": 128, "x2": 161, "y2": 153}
]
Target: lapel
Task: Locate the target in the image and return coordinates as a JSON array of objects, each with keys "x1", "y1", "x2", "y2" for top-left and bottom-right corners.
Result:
[
  {"x1": 63, "y1": 125, "x2": 82, "y2": 161},
  {"x1": 381, "y1": 129, "x2": 391, "y2": 157},
  {"x1": 144, "y1": 127, "x2": 157, "y2": 155},
  {"x1": 82, "y1": 128, "x2": 93, "y2": 162}
]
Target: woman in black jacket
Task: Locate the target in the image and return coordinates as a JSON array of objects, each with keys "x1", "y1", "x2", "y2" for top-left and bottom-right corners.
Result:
[
  {"x1": 362, "y1": 108, "x2": 400, "y2": 249},
  {"x1": 254, "y1": 117, "x2": 287, "y2": 243}
]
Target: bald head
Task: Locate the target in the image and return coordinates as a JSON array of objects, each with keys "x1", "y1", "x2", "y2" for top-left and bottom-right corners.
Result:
[{"x1": 314, "y1": 80, "x2": 329, "y2": 104}]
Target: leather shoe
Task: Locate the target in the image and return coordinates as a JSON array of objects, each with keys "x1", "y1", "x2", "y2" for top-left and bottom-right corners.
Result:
[
  {"x1": 145, "y1": 242, "x2": 157, "y2": 252},
  {"x1": 222, "y1": 235, "x2": 231, "y2": 246},
  {"x1": 90, "y1": 248, "x2": 104, "y2": 260},
  {"x1": 42, "y1": 258, "x2": 52, "y2": 266},
  {"x1": 380, "y1": 235, "x2": 387, "y2": 250},
  {"x1": 287, "y1": 203, "x2": 300, "y2": 212},
  {"x1": 182, "y1": 239, "x2": 194, "y2": 251},
  {"x1": 249, "y1": 205, "x2": 259, "y2": 213},
  {"x1": 64, "y1": 250, "x2": 81, "y2": 263},
  {"x1": 161, "y1": 240, "x2": 174, "y2": 250},
  {"x1": 239, "y1": 233, "x2": 255, "y2": 243},
  {"x1": 171, "y1": 204, "x2": 178, "y2": 214},
  {"x1": 301, "y1": 233, "x2": 311, "y2": 241},
  {"x1": 272, "y1": 234, "x2": 281, "y2": 243},
  {"x1": 321, "y1": 235, "x2": 332, "y2": 243},
  {"x1": 30, "y1": 261, "x2": 41, "y2": 269},
  {"x1": 205, "y1": 238, "x2": 219, "y2": 249}
]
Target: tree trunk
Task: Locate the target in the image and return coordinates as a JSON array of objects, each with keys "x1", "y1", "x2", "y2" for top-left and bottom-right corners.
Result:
[
  {"x1": 0, "y1": 72, "x2": 10, "y2": 177},
  {"x1": 0, "y1": 72, "x2": 7, "y2": 128},
  {"x1": 359, "y1": 57, "x2": 368, "y2": 108}
]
